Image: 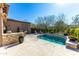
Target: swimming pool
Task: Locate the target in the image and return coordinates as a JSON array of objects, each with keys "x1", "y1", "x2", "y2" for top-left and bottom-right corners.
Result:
[{"x1": 38, "y1": 34, "x2": 66, "y2": 45}]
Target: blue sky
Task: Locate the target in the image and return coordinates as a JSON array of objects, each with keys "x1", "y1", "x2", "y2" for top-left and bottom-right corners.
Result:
[{"x1": 8, "y1": 3, "x2": 79, "y2": 24}]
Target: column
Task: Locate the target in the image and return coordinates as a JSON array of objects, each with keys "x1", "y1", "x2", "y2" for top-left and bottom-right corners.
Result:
[{"x1": 0, "y1": 6, "x2": 3, "y2": 46}]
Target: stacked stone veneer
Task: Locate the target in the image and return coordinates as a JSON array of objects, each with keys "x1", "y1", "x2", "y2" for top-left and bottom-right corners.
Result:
[
  {"x1": 0, "y1": 35, "x2": 2, "y2": 46},
  {"x1": 2, "y1": 32, "x2": 24, "y2": 46}
]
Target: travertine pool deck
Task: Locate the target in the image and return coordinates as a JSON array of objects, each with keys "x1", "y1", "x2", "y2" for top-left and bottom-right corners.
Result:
[{"x1": 1, "y1": 34, "x2": 79, "y2": 56}]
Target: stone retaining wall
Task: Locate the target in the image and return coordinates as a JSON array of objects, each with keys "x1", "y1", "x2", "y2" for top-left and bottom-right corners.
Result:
[
  {"x1": 0, "y1": 35, "x2": 2, "y2": 47},
  {"x1": 2, "y1": 32, "x2": 24, "y2": 46}
]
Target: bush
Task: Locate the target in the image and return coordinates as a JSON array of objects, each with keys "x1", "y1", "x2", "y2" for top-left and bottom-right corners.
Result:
[
  {"x1": 4, "y1": 26, "x2": 8, "y2": 33},
  {"x1": 17, "y1": 27, "x2": 20, "y2": 32},
  {"x1": 19, "y1": 36, "x2": 24, "y2": 43},
  {"x1": 64, "y1": 33, "x2": 68, "y2": 36}
]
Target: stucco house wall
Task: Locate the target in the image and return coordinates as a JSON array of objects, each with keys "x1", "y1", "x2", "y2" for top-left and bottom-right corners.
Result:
[{"x1": 7, "y1": 19, "x2": 31, "y2": 33}]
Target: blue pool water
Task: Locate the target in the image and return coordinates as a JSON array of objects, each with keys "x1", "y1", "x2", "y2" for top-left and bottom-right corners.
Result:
[{"x1": 38, "y1": 34, "x2": 66, "y2": 45}]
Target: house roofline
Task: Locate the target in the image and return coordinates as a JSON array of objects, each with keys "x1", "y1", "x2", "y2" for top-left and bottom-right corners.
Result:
[{"x1": 7, "y1": 18, "x2": 31, "y2": 24}]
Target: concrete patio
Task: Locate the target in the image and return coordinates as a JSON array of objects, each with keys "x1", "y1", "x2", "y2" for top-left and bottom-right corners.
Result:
[{"x1": 0, "y1": 34, "x2": 79, "y2": 56}]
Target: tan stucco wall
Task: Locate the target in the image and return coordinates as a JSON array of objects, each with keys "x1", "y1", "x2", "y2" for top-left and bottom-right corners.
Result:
[{"x1": 7, "y1": 20, "x2": 31, "y2": 33}]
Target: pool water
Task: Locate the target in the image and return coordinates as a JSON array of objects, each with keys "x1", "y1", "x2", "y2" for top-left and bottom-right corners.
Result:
[{"x1": 38, "y1": 34, "x2": 66, "y2": 45}]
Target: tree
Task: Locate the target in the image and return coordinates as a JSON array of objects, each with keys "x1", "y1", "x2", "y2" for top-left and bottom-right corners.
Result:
[
  {"x1": 35, "y1": 14, "x2": 67, "y2": 33},
  {"x1": 35, "y1": 17, "x2": 44, "y2": 29},
  {"x1": 54, "y1": 13, "x2": 67, "y2": 33},
  {"x1": 72, "y1": 14, "x2": 79, "y2": 26},
  {"x1": 57, "y1": 13, "x2": 66, "y2": 21},
  {"x1": 54, "y1": 20, "x2": 67, "y2": 32},
  {"x1": 35, "y1": 15, "x2": 56, "y2": 30},
  {"x1": 45, "y1": 15, "x2": 56, "y2": 26}
]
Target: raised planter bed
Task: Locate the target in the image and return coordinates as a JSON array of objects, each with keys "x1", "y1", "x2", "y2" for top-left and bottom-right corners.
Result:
[
  {"x1": 66, "y1": 36, "x2": 79, "y2": 51},
  {"x1": 1, "y1": 32, "x2": 24, "y2": 46}
]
